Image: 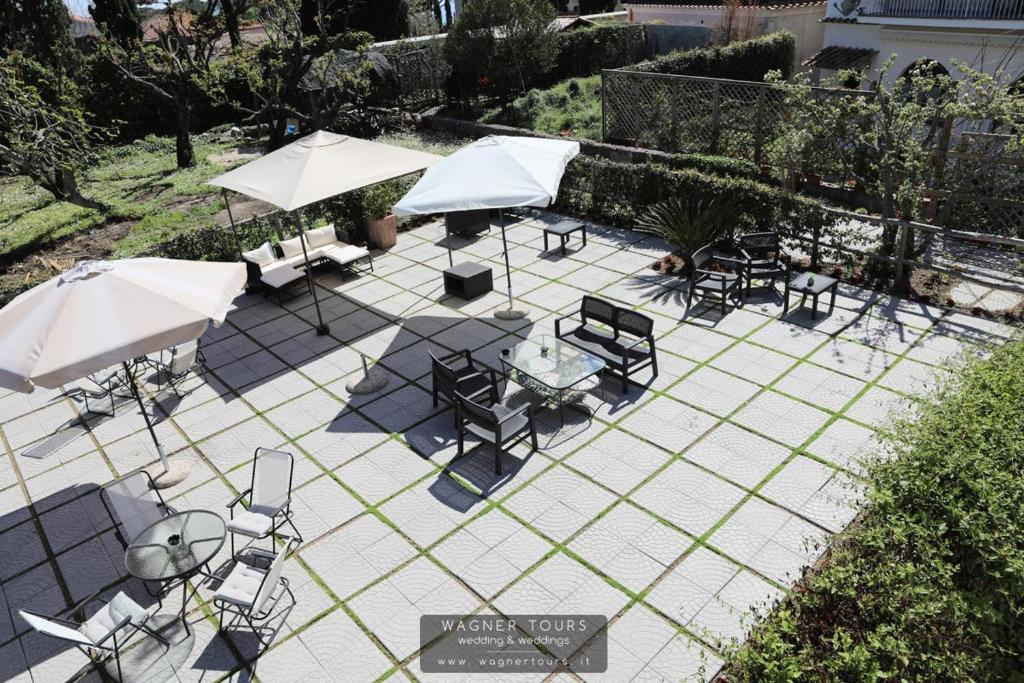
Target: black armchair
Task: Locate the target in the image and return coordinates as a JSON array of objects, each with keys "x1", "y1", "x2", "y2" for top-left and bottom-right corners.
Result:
[
  {"x1": 737, "y1": 231, "x2": 790, "y2": 298},
  {"x1": 686, "y1": 246, "x2": 745, "y2": 315},
  {"x1": 430, "y1": 350, "x2": 499, "y2": 425},
  {"x1": 454, "y1": 390, "x2": 538, "y2": 475}
]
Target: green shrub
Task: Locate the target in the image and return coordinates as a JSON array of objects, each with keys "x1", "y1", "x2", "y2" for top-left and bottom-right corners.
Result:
[
  {"x1": 662, "y1": 153, "x2": 760, "y2": 179},
  {"x1": 725, "y1": 336, "x2": 1024, "y2": 681},
  {"x1": 629, "y1": 31, "x2": 796, "y2": 81},
  {"x1": 548, "y1": 23, "x2": 647, "y2": 83},
  {"x1": 555, "y1": 155, "x2": 825, "y2": 240}
]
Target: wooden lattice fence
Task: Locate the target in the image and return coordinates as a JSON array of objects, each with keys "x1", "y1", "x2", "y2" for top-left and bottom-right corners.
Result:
[
  {"x1": 940, "y1": 132, "x2": 1024, "y2": 237},
  {"x1": 389, "y1": 47, "x2": 449, "y2": 108},
  {"x1": 601, "y1": 70, "x2": 872, "y2": 166}
]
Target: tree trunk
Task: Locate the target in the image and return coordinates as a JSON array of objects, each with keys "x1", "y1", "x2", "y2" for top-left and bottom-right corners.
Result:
[
  {"x1": 222, "y1": 0, "x2": 242, "y2": 47},
  {"x1": 174, "y1": 99, "x2": 195, "y2": 168},
  {"x1": 49, "y1": 169, "x2": 105, "y2": 210},
  {"x1": 269, "y1": 110, "x2": 289, "y2": 151}
]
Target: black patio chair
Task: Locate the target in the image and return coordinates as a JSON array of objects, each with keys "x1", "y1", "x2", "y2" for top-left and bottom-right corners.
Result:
[
  {"x1": 738, "y1": 231, "x2": 790, "y2": 298},
  {"x1": 430, "y1": 349, "x2": 500, "y2": 426},
  {"x1": 454, "y1": 388, "x2": 538, "y2": 476},
  {"x1": 686, "y1": 246, "x2": 746, "y2": 315}
]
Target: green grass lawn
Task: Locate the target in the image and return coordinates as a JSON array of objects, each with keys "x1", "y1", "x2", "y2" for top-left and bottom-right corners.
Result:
[
  {"x1": 0, "y1": 134, "x2": 240, "y2": 264},
  {"x1": 479, "y1": 75, "x2": 603, "y2": 141}
]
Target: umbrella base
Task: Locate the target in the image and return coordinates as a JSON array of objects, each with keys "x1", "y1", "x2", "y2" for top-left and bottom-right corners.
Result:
[
  {"x1": 315, "y1": 324, "x2": 330, "y2": 336},
  {"x1": 494, "y1": 308, "x2": 529, "y2": 320},
  {"x1": 147, "y1": 460, "x2": 192, "y2": 489},
  {"x1": 346, "y1": 368, "x2": 390, "y2": 395}
]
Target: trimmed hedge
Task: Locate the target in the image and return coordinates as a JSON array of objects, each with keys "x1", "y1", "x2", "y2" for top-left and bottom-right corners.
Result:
[
  {"x1": 662, "y1": 152, "x2": 760, "y2": 179},
  {"x1": 554, "y1": 154, "x2": 823, "y2": 238},
  {"x1": 725, "y1": 334, "x2": 1024, "y2": 681},
  {"x1": 629, "y1": 31, "x2": 795, "y2": 81},
  {"x1": 547, "y1": 23, "x2": 647, "y2": 83}
]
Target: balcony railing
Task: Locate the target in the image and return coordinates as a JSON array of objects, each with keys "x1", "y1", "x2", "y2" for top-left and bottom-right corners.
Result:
[{"x1": 858, "y1": 0, "x2": 1024, "y2": 19}]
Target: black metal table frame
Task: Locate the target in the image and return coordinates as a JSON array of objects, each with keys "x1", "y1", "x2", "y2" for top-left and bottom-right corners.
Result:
[
  {"x1": 125, "y1": 511, "x2": 227, "y2": 636},
  {"x1": 499, "y1": 358, "x2": 606, "y2": 427},
  {"x1": 543, "y1": 222, "x2": 587, "y2": 256},
  {"x1": 782, "y1": 274, "x2": 839, "y2": 320}
]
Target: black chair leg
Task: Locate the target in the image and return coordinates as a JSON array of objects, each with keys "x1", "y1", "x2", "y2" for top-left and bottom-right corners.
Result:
[
  {"x1": 530, "y1": 421, "x2": 539, "y2": 451},
  {"x1": 494, "y1": 444, "x2": 503, "y2": 475}
]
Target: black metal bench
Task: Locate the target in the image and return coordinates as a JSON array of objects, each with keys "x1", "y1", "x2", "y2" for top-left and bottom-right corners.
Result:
[{"x1": 555, "y1": 295, "x2": 658, "y2": 393}]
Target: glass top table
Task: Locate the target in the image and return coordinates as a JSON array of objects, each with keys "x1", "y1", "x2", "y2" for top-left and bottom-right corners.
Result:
[
  {"x1": 125, "y1": 510, "x2": 226, "y2": 582},
  {"x1": 500, "y1": 335, "x2": 606, "y2": 425}
]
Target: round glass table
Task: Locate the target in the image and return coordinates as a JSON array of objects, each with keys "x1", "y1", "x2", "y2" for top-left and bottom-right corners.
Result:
[{"x1": 125, "y1": 510, "x2": 226, "y2": 634}]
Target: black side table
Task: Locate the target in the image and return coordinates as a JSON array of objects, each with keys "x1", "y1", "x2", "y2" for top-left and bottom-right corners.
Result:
[
  {"x1": 543, "y1": 220, "x2": 586, "y2": 256},
  {"x1": 444, "y1": 262, "x2": 493, "y2": 300},
  {"x1": 783, "y1": 272, "x2": 839, "y2": 320}
]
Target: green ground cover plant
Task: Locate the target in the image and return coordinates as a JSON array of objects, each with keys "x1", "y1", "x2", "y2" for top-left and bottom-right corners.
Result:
[
  {"x1": 0, "y1": 134, "x2": 238, "y2": 263},
  {"x1": 724, "y1": 336, "x2": 1024, "y2": 682}
]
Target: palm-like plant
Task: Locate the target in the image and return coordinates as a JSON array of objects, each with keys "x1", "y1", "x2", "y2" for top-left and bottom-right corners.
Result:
[{"x1": 636, "y1": 194, "x2": 739, "y2": 268}]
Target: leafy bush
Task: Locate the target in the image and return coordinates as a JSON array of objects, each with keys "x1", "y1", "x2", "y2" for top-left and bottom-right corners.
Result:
[
  {"x1": 725, "y1": 336, "x2": 1024, "y2": 681},
  {"x1": 629, "y1": 31, "x2": 796, "y2": 81},
  {"x1": 555, "y1": 155, "x2": 827, "y2": 241},
  {"x1": 636, "y1": 194, "x2": 739, "y2": 263},
  {"x1": 444, "y1": 0, "x2": 558, "y2": 101},
  {"x1": 662, "y1": 152, "x2": 760, "y2": 179},
  {"x1": 547, "y1": 23, "x2": 647, "y2": 83}
]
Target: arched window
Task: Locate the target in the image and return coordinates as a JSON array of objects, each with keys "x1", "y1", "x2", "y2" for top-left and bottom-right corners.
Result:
[{"x1": 897, "y1": 59, "x2": 950, "y2": 103}]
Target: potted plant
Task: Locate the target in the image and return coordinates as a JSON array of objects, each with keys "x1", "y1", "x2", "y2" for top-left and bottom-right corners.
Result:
[{"x1": 364, "y1": 182, "x2": 400, "y2": 250}]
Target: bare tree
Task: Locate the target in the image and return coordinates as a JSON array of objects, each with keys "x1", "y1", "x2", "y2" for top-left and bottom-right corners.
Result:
[
  {"x1": 100, "y1": 1, "x2": 226, "y2": 168},
  {"x1": 0, "y1": 55, "x2": 107, "y2": 208},
  {"x1": 222, "y1": 0, "x2": 372, "y2": 150},
  {"x1": 713, "y1": 0, "x2": 757, "y2": 45}
]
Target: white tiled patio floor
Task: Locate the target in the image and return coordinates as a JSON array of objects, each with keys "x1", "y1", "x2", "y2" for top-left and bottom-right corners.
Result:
[{"x1": 0, "y1": 212, "x2": 1015, "y2": 682}]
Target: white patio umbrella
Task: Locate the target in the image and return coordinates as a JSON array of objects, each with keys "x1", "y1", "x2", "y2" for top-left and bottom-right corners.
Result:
[
  {"x1": 0, "y1": 258, "x2": 245, "y2": 484},
  {"x1": 393, "y1": 135, "x2": 581, "y2": 317},
  {"x1": 208, "y1": 130, "x2": 442, "y2": 335}
]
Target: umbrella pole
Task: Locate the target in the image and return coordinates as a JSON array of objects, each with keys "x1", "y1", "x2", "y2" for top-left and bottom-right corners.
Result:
[
  {"x1": 295, "y1": 212, "x2": 330, "y2": 336},
  {"x1": 221, "y1": 189, "x2": 244, "y2": 260},
  {"x1": 123, "y1": 362, "x2": 169, "y2": 473},
  {"x1": 494, "y1": 209, "x2": 528, "y2": 321},
  {"x1": 500, "y1": 210, "x2": 513, "y2": 309},
  {"x1": 445, "y1": 218, "x2": 453, "y2": 268}
]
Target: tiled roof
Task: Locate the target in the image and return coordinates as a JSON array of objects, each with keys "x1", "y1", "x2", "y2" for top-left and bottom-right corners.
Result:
[{"x1": 802, "y1": 45, "x2": 876, "y2": 69}]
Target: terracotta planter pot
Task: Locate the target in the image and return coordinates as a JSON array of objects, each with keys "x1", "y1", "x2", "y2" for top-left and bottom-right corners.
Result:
[{"x1": 366, "y1": 214, "x2": 397, "y2": 250}]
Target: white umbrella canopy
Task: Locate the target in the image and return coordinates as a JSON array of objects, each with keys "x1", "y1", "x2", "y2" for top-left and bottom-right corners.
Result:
[
  {"x1": 393, "y1": 135, "x2": 581, "y2": 315},
  {"x1": 0, "y1": 258, "x2": 244, "y2": 483},
  {"x1": 208, "y1": 130, "x2": 442, "y2": 336},
  {"x1": 208, "y1": 130, "x2": 443, "y2": 212},
  {"x1": 0, "y1": 258, "x2": 245, "y2": 393},
  {"x1": 393, "y1": 135, "x2": 581, "y2": 216}
]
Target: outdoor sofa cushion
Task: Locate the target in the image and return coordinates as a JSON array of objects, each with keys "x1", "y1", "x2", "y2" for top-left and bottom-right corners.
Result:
[
  {"x1": 79, "y1": 592, "x2": 149, "y2": 644},
  {"x1": 305, "y1": 224, "x2": 336, "y2": 248},
  {"x1": 226, "y1": 510, "x2": 275, "y2": 538},
  {"x1": 278, "y1": 235, "x2": 307, "y2": 260},
  {"x1": 242, "y1": 242, "x2": 276, "y2": 267},
  {"x1": 213, "y1": 562, "x2": 266, "y2": 608}
]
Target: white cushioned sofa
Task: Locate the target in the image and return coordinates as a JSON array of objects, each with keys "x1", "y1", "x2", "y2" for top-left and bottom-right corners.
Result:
[{"x1": 242, "y1": 224, "x2": 373, "y2": 301}]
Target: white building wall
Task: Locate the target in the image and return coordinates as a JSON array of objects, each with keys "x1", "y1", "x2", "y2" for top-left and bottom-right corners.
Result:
[
  {"x1": 627, "y1": 4, "x2": 826, "y2": 66},
  {"x1": 822, "y1": 22, "x2": 1024, "y2": 83}
]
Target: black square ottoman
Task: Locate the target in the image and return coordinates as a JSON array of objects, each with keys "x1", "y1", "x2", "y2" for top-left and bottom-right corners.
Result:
[{"x1": 443, "y1": 262, "x2": 493, "y2": 299}]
